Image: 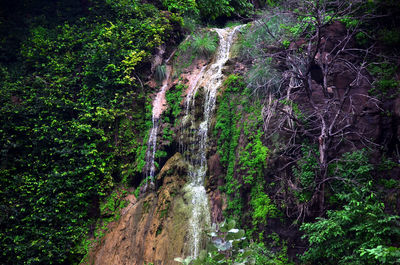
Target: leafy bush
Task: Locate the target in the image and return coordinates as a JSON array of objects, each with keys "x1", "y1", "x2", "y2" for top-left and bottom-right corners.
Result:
[
  {"x1": 166, "y1": 83, "x2": 186, "y2": 122},
  {"x1": 161, "y1": 0, "x2": 198, "y2": 16},
  {"x1": 301, "y1": 150, "x2": 399, "y2": 264},
  {"x1": 368, "y1": 62, "x2": 399, "y2": 99},
  {"x1": 301, "y1": 188, "x2": 400, "y2": 265}
]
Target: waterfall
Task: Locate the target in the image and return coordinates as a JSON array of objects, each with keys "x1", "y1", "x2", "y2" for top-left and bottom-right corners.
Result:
[
  {"x1": 145, "y1": 65, "x2": 171, "y2": 182},
  {"x1": 182, "y1": 25, "x2": 242, "y2": 258},
  {"x1": 143, "y1": 25, "x2": 241, "y2": 258}
]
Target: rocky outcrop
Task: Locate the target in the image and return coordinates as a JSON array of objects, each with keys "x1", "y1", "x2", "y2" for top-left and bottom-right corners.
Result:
[{"x1": 87, "y1": 153, "x2": 192, "y2": 265}]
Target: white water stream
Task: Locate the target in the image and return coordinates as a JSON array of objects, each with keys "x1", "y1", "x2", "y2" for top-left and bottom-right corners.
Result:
[
  {"x1": 183, "y1": 25, "x2": 242, "y2": 258},
  {"x1": 145, "y1": 65, "x2": 171, "y2": 182}
]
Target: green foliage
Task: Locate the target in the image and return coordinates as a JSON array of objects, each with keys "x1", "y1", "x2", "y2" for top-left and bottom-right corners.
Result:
[
  {"x1": 301, "y1": 188, "x2": 400, "y2": 265},
  {"x1": 214, "y1": 75, "x2": 246, "y2": 221},
  {"x1": 257, "y1": 0, "x2": 280, "y2": 8},
  {"x1": 339, "y1": 16, "x2": 360, "y2": 29},
  {"x1": 250, "y1": 187, "x2": 279, "y2": 226},
  {"x1": 250, "y1": 242, "x2": 293, "y2": 265},
  {"x1": 361, "y1": 245, "x2": 400, "y2": 264},
  {"x1": 301, "y1": 150, "x2": 400, "y2": 264},
  {"x1": 238, "y1": 131, "x2": 269, "y2": 184},
  {"x1": 166, "y1": 83, "x2": 186, "y2": 122},
  {"x1": 162, "y1": 0, "x2": 198, "y2": 16},
  {"x1": 134, "y1": 177, "x2": 151, "y2": 198},
  {"x1": 99, "y1": 188, "x2": 128, "y2": 216},
  {"x1": 356, "y1": 31, "x2": 370, "y2": 46},
  {"x1": 214, "y1": 74, "x2": 277, "y2": 233},
  {"x1": 279, "y1": 15, "x2": 313, "y2": 39},
  {"x1": 132, "y1": 99, "x2": 154, "y2": 176},
  {"x1": 328, "y1": 150, "x2": 373, "y2": 181},
  {"x1": 161, "y1": 0, "x2": 253, "y2": 22},
  {"x1": 196, "y1": 0, "x2": 252, "y2": 21},
  {"x1": 0, "y1": 1, "x2": 176, "y2": 264},
  {"x1": 192, "y1": 32, "x2": 218, "y2": 57},
  {"x1": 292, "y1": 145, "x2": 319, "y2": 202},
  {"x1": 182, "y1": 15, "x2": 199, "y2": 33},
  {"x1": 368, "y1": 62, "x2": 400, "y2": 99},
  {"x1": 198, "y1": 0, "x2": 234, "y2": 21}
]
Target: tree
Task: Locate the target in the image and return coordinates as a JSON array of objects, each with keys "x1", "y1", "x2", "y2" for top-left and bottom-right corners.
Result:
[{"x1": 245, "y1": 0, "x2": 385, "y2": 219}]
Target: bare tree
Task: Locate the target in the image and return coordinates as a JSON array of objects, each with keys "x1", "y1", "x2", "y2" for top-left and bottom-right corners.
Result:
[{"x1": 253, "y1": 0, "x2": 383, "y2": 219}]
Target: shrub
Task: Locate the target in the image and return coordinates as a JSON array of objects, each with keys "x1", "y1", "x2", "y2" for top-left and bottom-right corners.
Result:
[
  {"x1": 155, "y1": 64, "x2": 167, "y2": 83},
  {"x1": 245, "y1": 58, "x2": 282, "y2": 96},
  {"x1": 173, "y1": 30, "x2": 218, "y2": 76},
  {"x1": 301, "y1": 151, "x2": 399, "y2": 265},
  {"x1": 301, "y1": 188, "x2": 400, "y2": 265},
  {"x1": 192, "y1": 31, "x2": 218, "y2": 57}
]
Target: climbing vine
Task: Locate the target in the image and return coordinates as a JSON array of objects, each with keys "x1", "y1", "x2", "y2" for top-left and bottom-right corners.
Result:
[{"x1": 214, "y1": 74, "x2": 279, "y2": 232}]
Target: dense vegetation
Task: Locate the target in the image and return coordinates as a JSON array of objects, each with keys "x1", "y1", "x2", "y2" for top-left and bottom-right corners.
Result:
[
  {"x1": 1, "y1": 0, "x2": 399, "y2": 264},
  {"x1": 0, "y1": 0, "x2": 178, "y2": 263},
  {"x1": 0, "y1": 0, "x2": 255, "y2": 263}
]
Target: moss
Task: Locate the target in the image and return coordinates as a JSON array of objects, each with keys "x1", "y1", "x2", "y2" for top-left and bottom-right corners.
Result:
[{"x1": 213, "y1": 74, "x2": 274, "y2": 228}]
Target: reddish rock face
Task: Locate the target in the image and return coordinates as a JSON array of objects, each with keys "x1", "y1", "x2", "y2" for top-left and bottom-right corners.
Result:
[
  {"x1": 86, "y1": 153, "x2": 191, "y2": 265},
  {"x1": 206, "y1": 153, "x2": 226, "y2": 224},
  {"x1": 321, "y1": 21, "x2": 349, "y2": 52},
  {"x1": 208, "y1": 189, "x2": 226, "y2": 224}
]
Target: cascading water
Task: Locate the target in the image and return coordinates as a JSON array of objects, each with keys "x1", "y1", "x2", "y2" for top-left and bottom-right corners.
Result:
[
  {"x1": 145, "y1": 65, "x2": 171, "y2": 182},
  {"x1": 182, "y1": 25, "x2": 243, "y2": 258}
]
